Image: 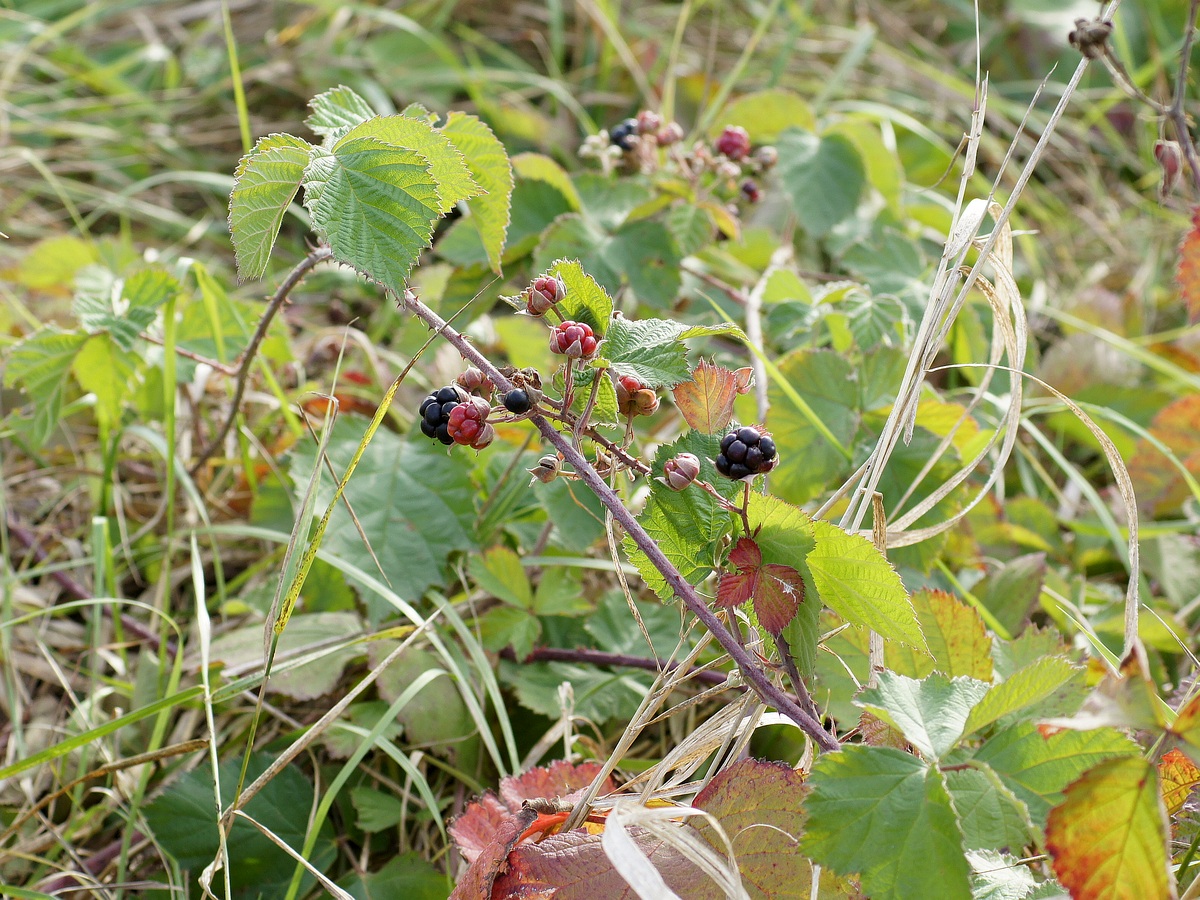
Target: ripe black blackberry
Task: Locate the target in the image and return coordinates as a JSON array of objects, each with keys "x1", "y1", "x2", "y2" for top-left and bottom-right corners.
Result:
[
  {"x1": 419, "y1": 385, "x2": 467, "y2": 446},
  {"x1": 502, "y1": 389, "x2": 532, "y2": 414},
  {"x1": 609, "y1": 118, "x2": 639, "y2": 151},
  {"x1": 715, "y1": 426, "x2": 777, "y2": 480}
]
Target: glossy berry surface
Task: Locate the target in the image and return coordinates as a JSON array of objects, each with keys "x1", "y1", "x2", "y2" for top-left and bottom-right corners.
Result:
[
  {"x1": 418, "y1": 385, "x2": 468, "y2": 445},
  {"x1": 715, "y1": 426, "x2": 777, "y2": 480},
  {"x1": 715, "y1": 125, "x2": 751, "y2": 161},
  {"x1": 445, "y1": 397, "x2": 494, "y2": 449},
  {"x1": 550, "y1": 321, "x2": 599, "y2": 359},
  {"x1": 609, "y1": 118, "x2": 639, "y2": 151},
  {"x1": 503, "y1": 389, "x2": 532, "y2": 414}
]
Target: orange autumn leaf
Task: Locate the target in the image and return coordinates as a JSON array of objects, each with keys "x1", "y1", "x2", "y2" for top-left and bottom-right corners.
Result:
[
  {"x1": 1126, "y1": 395, "x2": 1200, "y2": 516},
  {"x1": 1158, "y1": 748, "x2": 1200, "y2": 816},
  {"x1": 1046, "y1": 756, "x2": 1176, "y2": 900},
  {"x1": 671, "y1": 358, "x2": 739, "y2": 434},
  {"x1": 1177, "y1": 206, "x2": 1200, "y2": 325}
]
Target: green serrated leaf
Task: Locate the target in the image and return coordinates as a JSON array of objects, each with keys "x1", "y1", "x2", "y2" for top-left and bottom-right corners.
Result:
[
  {"x1": 911, "y1": 589, "x2": 993, "y2": 681},
  {"x1": 948, "y1": 768, "x2": 1035, "y2": 852},
  {"x1": 511, "y1": 152, "x2": 581, "y2": 210},
  {"x1": 967, "y1": 850, "x2": 1040, "y2": 900},
  {"x1": 479, "y1": 606, "x2": 541, "y2": 660},
  {"x1": 144, "y1": 753, "x2": 335, "y2": 897},
  {"x1": 306, "y1": 85, "x2": 378, "y2": 141},
  {"x1": 971, "y1": 722, "x2": 1140, "y2": 826},
  {"x1": 802, "y1": 746, "x2": 972, "y2": 900},
  {"x1": 469, "y1": 545, "x2": 533, "y2": 609},
  {"x1": 857, "y1": 671, "x2": 990, "y2": 760},
  {"x1": 229, "y1": 133, "x2": 313, "y2": 280},
  {"x1": 548, "y1": 258, "x2": 614, "y2": 334},
  {"x1": 3, "y1": 326, "x2": 89, "y2": 445},
  {"x1": 676, "y1": 322, "x2": 748, "y2": 342},
  {"x1": 532, "y1": 566, "x2": 589, "y2": 617},
  {"x1": 743, "y1": 493, "x2": 821, "y2": 675},
  {"x1": 963, "y1": 657, "x2": 1083, "y2": 738},
  {"x1": 808, "y1": 518, "x2": 925, "y2": 650},
  {"x1": 340, "y1": 115, "x2": 481, "y2": 214},
  {"x1": 625, "y1": 432, "x2": 738, "y2": 599},
  {"x1": 303, "y1": 138, "x2": 441, "y2": 293},
  {"x1": 338, "y1": 851, "x2": 450, "y2": 900},
  {"x1": 777, "y1": 128, "x2": 865, "y2": 238},
  {"x1": 442, "y1": 112, "x2": 513, "y2": 274},
  {"x1": 72, "y1": 335, "x2": 139, "y2": 431},
  {"x1": 766, "y1": 348, "x2": 860, "y2": 505},
  {"x1": 666, "y1": 202, "x2": 713, "y2": 256},
  {"x1": 602, "y1": 317, "x2": 690, "y2": 388},
  {"x1": 289, "y1": 420, "x2": 478, "y2": 624},
  {"x1": 72, "y1": 266, "x2": 160, "y2": 350}
]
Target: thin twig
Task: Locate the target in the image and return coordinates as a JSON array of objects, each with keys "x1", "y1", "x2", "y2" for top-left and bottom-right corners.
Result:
[
  {"x1": 190, "y1": 246, "x2": 333, "y2": 476},
  {"x1": 396, "y1": 289, "x2": 840, "y2": 752},
  {"x1": 1170, "y1": 0, "x2": 1200, "y2": 192}
]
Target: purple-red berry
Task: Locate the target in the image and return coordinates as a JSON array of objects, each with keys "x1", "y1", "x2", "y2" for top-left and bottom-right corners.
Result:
[
  {"x1": 715, "y1": 125, "x2": 751, "y2": 161},
  {"x1": 525, "y1": 274, "x2": 566, "y2": 316},
  {"x1": 550, "y1": 321, "x2": 599, "y2": 360},
  {"x1": 446, "y1": 396, "x2": 494, "y2": 449},
  {"x1": 636, "y1": 110, "x2": 664, "y2": 135},
  {"x1": 740, "y1": 179, "x2": 761, "y2": 203}
]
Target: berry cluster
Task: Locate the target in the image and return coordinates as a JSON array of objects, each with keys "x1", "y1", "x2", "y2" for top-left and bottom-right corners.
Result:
[
  {"x1": 419, "y1": 386, "x2": 493, "y2": 449},
  {"x1": 716, "y1": 426, "x2": 778, "y2": 480},
  {"x1": 550, "y1": 321, "x2": 599, "y2": 360}
]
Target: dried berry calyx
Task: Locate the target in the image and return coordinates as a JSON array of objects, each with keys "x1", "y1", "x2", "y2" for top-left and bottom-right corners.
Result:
[
  {"x1": 527, "y1": 454, "x2": 561, "y2": 484},
  {"x1": 446, "y1": 396, "x2": 494, "y2": 449},
  {"x1": 503, "y1": 388, "x2": 532, "y2": 414},
  {"x1": 615, "y1": 373, "x2": 659, "y2": 417},
  {"x1": 662, "y1": 453, "x2": 701, "y2": 491},
  {"x1": 457, "y1": 366, "x2": 494, "y2": 396},
  {"x1": 715, "y1": 426, "x2": 777, "y2": 480},
  {"x1": 419, "y1": 385, "x2": 470, "y2": 446},
  {"x1": 550, "y1": 321, "x2": 599, "y2": 360},
  {"x1": 715, "y1": 125, "x2": 751, "y2": 161}
]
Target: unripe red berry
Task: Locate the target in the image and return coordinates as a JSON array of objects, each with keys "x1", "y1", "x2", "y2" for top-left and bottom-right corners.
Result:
[
  {"x1": 550, "y1": 321, "x2": 599, "y2": 360},
  {"x1": 446, "y1": 396, "x2": 492, "y2": 447},
  {"x1": 662, "y1": 453, "x2": 701, "y2": 491},
  {"x1": 715, "y1": 125, "x2": 751, "y2": 161},
  {"x1": 615, "y1": 373, "x2": 659, "y2": 417}
]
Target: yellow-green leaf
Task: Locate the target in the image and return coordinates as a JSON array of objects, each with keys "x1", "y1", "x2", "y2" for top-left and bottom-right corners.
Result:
[{"x1": 1046, "y1": 757, "x2": 1176, "y2": 900}]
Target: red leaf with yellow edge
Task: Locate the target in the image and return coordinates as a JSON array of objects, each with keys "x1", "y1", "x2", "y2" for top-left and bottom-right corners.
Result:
[
  {"x1": 1046, "y1": 756, "x2": 1177, "y2": 900},
  {"x1": 1158, "y1": 748, "x2": 1200, "y2": 816},
  {"x1": 1177, "y1": 206, "x2": 1200, "y2": 325},
  {"x1": 671, "y1": 358, "x2": 738, "y2": 434},
  {"x1": 715, "y1": 537, "x2": 805, "y2": 633}
]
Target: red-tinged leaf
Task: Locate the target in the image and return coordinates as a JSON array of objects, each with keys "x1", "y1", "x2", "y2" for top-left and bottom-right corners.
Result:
[
  {"x1": 1046, "y1": 757, "x2": 1176, "y2": 900},
  {"x1": 715, "y1": 538, "x2": 804, "y2": 632},
  {"x1": 1159, "y1": 748, "x2": 1200, "y2": 815},
  {"x1": 1177, "y1": 206, "x2": 1200, "y2": 325},
  {"x1": 1127, "y1": 394, "x2": 1200, "y2": 516},
  {"x1": 491, "y1": 758, "x2": 834, "y2": 900},
  {"x1": 727, "y1": 536, "x2": 762, "y2": 569},
  {"x1": 500, "y1": 759, "x2": 611, "y2": 810},
  {"x1": 756, "y1": 563, "x2": 806, "y2": 633},
  {"x1": 672, "y1": 359, "x2": 738, "y2": 434},
  {"x1": 716, "y1": 568, "x2": 755, "y2": 608},
  {"x1": 449, "y1": 803, "x2": 538, "y2": 900},
  {"x1": 450, "y1": 758, "x2": 617, "y2": 894}
]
